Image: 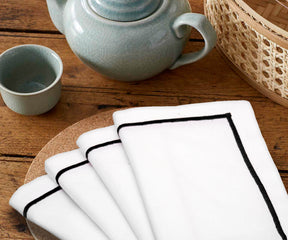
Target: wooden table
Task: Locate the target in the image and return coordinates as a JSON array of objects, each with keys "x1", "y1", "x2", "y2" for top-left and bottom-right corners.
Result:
[{"x1": 0, "y1": 0, "x2": 287, "y2": 239}]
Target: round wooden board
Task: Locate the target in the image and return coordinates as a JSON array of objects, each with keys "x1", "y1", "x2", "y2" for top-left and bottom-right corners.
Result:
[{"x1": 24, "y1": 109, "x2": 116, "y2": 240}]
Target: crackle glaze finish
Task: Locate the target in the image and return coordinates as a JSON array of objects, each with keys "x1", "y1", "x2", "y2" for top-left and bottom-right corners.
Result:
[
  {"x1": 47, "y1": 0, "x2": 217, "y2": 81},
  {"x1": 0, "y1": 45, "x2": 62, "y2": 115},
  {"x1": 87, "y1": 0, "x2": 163, "y2": 22}
]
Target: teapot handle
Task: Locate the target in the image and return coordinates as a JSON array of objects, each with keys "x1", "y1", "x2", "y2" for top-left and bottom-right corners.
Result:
[{"x1": 170, "y1": 13, "x2": 217, "y2": 70}]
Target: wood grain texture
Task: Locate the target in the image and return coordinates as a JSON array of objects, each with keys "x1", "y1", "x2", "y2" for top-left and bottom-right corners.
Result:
[
  {"x1": 0, "y1": 0, "x2": 56, "y2": 33},
  {"x1": 0, "y1": 0, "x2": 288, "y2": 239},
  {"x1": 24, "y1": 110, "x2": 115, "y2": 240},
  {"x1": 0, "y1": 158, "x2": 33, "y2": 240},
  {"x1": 0, "y1": 32, "x2": 287, "y2": 169},
  {"x1": 23, "y1": 109, "x2": 288, "y2": 240},
  {"x1": 0, "y1": 0, "x2": 203, "y2": 33},
  {"x1": 244, "y1": 0, "x2": 288, "y2": 30},
  {"x1": 205, "y1": 0, "x2": 288, "y2": 111}
]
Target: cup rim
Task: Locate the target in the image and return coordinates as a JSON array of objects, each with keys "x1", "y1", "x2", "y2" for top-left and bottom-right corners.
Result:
[{"x1": 0, "y1": 44, "x2": 63, "y2": 96}]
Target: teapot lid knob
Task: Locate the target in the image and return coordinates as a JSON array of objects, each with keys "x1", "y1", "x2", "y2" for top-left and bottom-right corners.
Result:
[{"x1": 87, "y1": 0, "x2": 162, "y2": 22}]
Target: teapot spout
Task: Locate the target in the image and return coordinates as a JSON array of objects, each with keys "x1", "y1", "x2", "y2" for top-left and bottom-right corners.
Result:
[{"x1": 46, "y1": 0, "x2": 67, "y2": 34}]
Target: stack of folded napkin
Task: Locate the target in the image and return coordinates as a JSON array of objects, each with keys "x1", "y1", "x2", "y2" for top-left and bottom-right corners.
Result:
[{"x1": 10, "y1": 101, "x2": 288, "y2": 240}]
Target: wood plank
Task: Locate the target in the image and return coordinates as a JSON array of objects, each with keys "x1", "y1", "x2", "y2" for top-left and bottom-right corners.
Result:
[
  {"x1": 244, "y1": 0, "x2": 288, "y2": 30},
  {"x1": 0, "y1": 0, "x2": 203, "y2": 33},
  {"x1": 3, "y1": 1, "x2": 288, "y2": 239},
  {"x1": 1, "y1": 159, "x2": 287, "y2": 240},
  {"x1": 0, "y1": 0, "x2": 57, "y2": 33},
  {"x1": 0, "y1": 32, "x2": 256, "y2": 94},
  {"x1": 0, "y1": 33, "x2": 288, "y2": 171},
  {"x1": 0, "y1": 158, "x2": 33, "y2": 240}
]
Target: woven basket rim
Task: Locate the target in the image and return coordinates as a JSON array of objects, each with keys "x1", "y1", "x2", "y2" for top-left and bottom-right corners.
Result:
[
  {"x1": 233, "y1": 0, "x2": 288, "y2": 41},
  {"x1": 205, "y1": 0, "x2": 288, "y2": 108}
]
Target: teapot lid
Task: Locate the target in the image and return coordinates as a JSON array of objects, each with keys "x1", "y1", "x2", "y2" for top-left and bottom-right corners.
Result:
[{"x1": 87, "y1": 0, "x2": 162, "y2": 22}]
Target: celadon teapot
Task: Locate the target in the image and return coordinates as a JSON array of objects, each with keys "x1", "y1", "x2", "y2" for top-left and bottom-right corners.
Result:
[{"x1": 46, "y1": 0, "x2": 217, "y2": 81}]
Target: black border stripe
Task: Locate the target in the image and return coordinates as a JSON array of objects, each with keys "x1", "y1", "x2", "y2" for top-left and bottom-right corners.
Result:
[
  {"x1": 54, "y1": 139, "x2": 122, "y2": 187},
  {"x1": 23, "y1": 186, "x2": 62, "y2": 218},
  {"x1": 22, "y1": 140, "x2": 123, "y2": 219},
  {"x1": 55, "y1": 160, "x2": 89, "y2": 185},
  {"x1": 85, "y1": 139, "x2": 121, "y2": 159},
  {"x1": 226, "y1": 115, "x2": 287, "y2": 240},
  {"x1": 116, "y1": 113, "x2": 287, "y2": 240},
  {"x1": 117, "y1": 113, "x2": 229, "y2": 134}
]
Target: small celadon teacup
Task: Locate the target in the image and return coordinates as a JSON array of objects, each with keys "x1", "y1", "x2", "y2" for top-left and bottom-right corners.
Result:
[{"x1": 0, "y1": 44, "x2": 63, "y2": 115}]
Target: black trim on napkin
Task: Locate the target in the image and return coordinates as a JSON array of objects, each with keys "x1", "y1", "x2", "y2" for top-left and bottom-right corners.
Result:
[
  {"x1": 23, "y1": 186, "x2": 62, "y2": 218},
  {"x1": 53, "y1": 140, "x2": 122, "y2": 185},
  {"x1": 117, "y1": 113, "x2": 287, "y2": 240},
  {"x1": 23, "y1": 141, "x2": 122, "y2": 218},
  {"x1": 117, "y1": 113, "x2": 228, "y2": 134},
  {"x1": 86, "y1": 139, "x2": 121, "y2": 159},
  {"x1": 55, "y1": 160, "x2": 89, "y2": 185}
]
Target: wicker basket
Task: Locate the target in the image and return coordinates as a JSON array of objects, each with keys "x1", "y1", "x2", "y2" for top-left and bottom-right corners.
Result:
[{"x1": 205, "y1": 0, "x2": 288, "y2": 107}]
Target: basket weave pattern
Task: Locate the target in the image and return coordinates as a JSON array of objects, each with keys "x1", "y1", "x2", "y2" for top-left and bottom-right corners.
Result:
[{"x1": 205, "y1": 0, "x2": 288, "y2": 99}]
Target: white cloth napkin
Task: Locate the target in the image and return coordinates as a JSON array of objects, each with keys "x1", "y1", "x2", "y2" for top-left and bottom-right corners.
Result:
[
  {"x1": 77, "y1": 126, "x2": 155, "y2": 240},
  {"x1": 113, "y1": 100, "x2": 288, "y2": 240},
  {"x1": 45, "y1": 149, "x2": 137, "y2": 240},
  {"x1": 9, "y1": 175, "x2": 108, "y2": 240}
]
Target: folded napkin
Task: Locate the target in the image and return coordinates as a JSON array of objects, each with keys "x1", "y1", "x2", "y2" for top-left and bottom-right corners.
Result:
[
  {"x1": 9, "y1": 175, "x2": 108, "y2": 240},
  {"x1": 45, "y1": 149, "x2": 137, "y2": 240},
  {"x1": 77, "y1": 126, "x2": 155, "y2": 240},
  {"x1": 113, "y1": 101, "x2": 288, "y2": 240}
]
